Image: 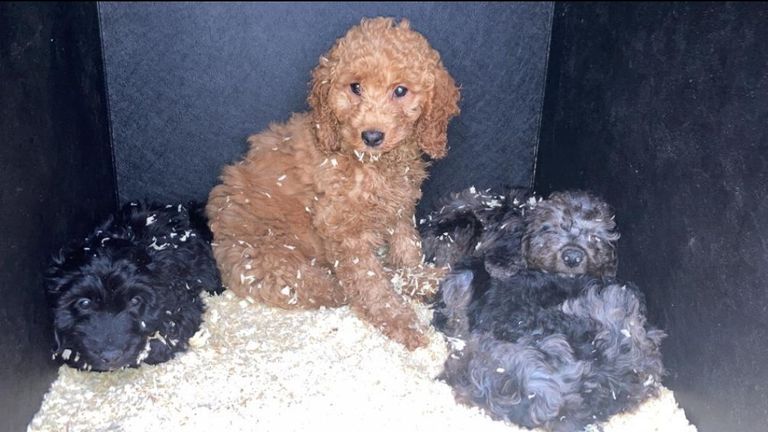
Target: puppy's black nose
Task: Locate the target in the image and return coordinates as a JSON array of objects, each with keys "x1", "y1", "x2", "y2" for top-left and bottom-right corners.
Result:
[
  {"x1": 361, "y1": 130, "x2": 384, "y2": 147},
  {"x1": 562, "y1": 248, "x2": 585, "y2": 268},
  {"x1": 99, "y1": 349, "x2": 124, "y2": 365}
]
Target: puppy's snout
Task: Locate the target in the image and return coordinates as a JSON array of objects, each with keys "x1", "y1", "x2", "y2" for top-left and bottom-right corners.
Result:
[
  {"x1": 361, "y1": 130, "x2": 384, "y2": 147},
  {"x1": 98, "y1": 348, "x2": 124, "y2": 365},
  {"x1": 561, "y1": 248, "x2": 585, "y2": 268}
]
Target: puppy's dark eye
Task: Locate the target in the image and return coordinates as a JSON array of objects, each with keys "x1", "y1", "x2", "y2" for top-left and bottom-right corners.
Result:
[
  {"x1": 76, "y1": 298, "x2": 92, "y2": 310},
  {"x1": 394, "y1": 86, "x2": 408, "y2": 98},
  {"x1": 130, "y1": 296, "x2": 143, "y2": 307},
  {"x1": 350, "y1": 83, "x2": 361, "y2": 96}
]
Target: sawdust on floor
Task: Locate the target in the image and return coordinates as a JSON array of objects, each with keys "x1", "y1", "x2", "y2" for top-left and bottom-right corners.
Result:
[{"x1": 28, "y1": 291, "x2": 697, "y2": 432}]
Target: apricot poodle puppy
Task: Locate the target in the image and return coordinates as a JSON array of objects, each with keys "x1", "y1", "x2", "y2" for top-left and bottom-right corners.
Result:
[{"x1": 207, "y1": 18, "x2": 460, "y2": 349}]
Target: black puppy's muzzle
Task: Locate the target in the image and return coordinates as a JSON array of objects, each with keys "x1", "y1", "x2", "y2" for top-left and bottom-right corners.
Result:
[{"x1": 97, "y1": 348, "x2": 126, "y2": 368}]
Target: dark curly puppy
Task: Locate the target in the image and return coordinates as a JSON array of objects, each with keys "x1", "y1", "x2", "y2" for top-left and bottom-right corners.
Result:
[
  {"x1": 428, "y1": 190, "x2": 662, "y2": 430},
  {"x1": 522, "y1": 190, "x2": 619, "y2": 278},
  {"x1": 436, "y1": 262, "x2": 666, "y2": 432},
  {"x1": 420, "y1": 189, "x2": 619, "y2": 279},
  {"x1": 430, "y1": 188, "x2": 621, "y2": 340},
  {"x1": 46, "y1": 201, "x2": 222, "y2": 371}
]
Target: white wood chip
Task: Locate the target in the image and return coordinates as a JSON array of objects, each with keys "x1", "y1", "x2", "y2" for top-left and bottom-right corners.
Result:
[{"x1": 149, "y1": 237, "x2": 170, "y2": 251}]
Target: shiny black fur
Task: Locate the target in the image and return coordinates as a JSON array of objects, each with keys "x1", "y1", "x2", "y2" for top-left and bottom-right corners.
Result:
[{"x1": 45, "y1": 201, "x2": 222, "y2": 371}]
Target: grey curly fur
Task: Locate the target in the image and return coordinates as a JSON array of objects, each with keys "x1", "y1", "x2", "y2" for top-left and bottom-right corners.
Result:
[
  {"x1": 523, "y1": 191, "x2": 619, "y2": 278},
  {"x1": 438, "y1": 270, "x2": 666, "y2": 432},
  {"x1": 427, "y1": 189, "x2": 665, "y2": 431},
  {"x1": 420, "y1": 188, "x2": 619, "y2": 279}
]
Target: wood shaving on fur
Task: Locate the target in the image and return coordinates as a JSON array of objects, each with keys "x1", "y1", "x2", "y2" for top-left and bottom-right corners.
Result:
[{"x1": 28, "y1": 291, "x2": 696, "y2": 432}]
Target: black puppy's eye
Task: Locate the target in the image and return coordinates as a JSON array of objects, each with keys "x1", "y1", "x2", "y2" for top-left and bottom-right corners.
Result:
[
  {"x1": 76, "y1": 298, "x2": 92, "y2": 310},
  {"x1": 130, "y1": 296, "x2": 142, "y2": 306},
  {"x1": 393, "y1": 85, "x2": 408, "y2": 98},
  {"x1": 350, "y1": 82, "x2": 361, "y2": 95}
]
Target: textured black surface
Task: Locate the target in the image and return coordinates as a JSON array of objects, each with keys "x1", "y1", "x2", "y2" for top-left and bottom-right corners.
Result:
[
  {"x1": 536, "y1": 3, "x2": 768, "y2": 431},
  {"x1": 0, "y1": 3, "x2": 116, "y2": 431},
  {"x1": 97, "y1": 2, "x2": 553, "y2": 214}
]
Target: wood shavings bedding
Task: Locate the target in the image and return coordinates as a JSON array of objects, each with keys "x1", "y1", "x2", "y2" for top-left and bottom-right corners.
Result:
[{"x1": 28, "y1": 291, "x2": 696, "y2": 432}]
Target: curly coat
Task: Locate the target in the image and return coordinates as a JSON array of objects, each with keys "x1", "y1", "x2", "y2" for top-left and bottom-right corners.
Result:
[
  {"x1": 421, "y1": 189, "x2": 620, "y2": 281},
  {"x1": 437, "y1": 264, "x2": 666, "y2": 432},
  {"x1": 46, "y1": 202, "x2": 222, "y2": 371},
  {"x1": 207, "y1": 17, "x2": 460, "y2": 349}
]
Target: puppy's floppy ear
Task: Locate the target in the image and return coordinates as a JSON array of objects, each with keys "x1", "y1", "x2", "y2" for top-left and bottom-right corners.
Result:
[
  {"x1": 308, "y1": 55, "x2": 340, "y2": 153},
  {"x1": 45, "y1": 246, "x2": 86, "y2": 296},
  {"x1": 602, "y1": 248, "x2": 619, "y2": 278},
  {"x1": 45, "y1": 260, "x2": 67, "y2": 297},
  {"x1": 440, "y1": 270, "x2": 474, "y2": 311},
  {"x1": 52, "y1": 329, "x2": 63, "y2": 355},
  {"x1": 416, "y1": 60, "x2": 460, "y2": 159},
  {"x1": 520, "y1": 226, "x2": 536, "y2": 268}
]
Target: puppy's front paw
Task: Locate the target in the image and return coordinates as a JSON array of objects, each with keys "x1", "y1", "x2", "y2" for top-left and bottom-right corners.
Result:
[
  {"x1": 387, "y1": 221, "x2": 425, "y2": 268},
  {"x1": 388, "y1": 240, "x2": 423, "y2": 268},
  {"x1": 379, "y1": 312, "x2": 430, "y2": 350},
  {"x1": 388, "y1": 325, "x2": 430, "y2": 350}
]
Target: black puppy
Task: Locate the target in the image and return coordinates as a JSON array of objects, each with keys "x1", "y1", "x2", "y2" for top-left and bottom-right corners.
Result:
[{"x1": 46, "y1": 201, "x2": 222, "y2": 371}]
